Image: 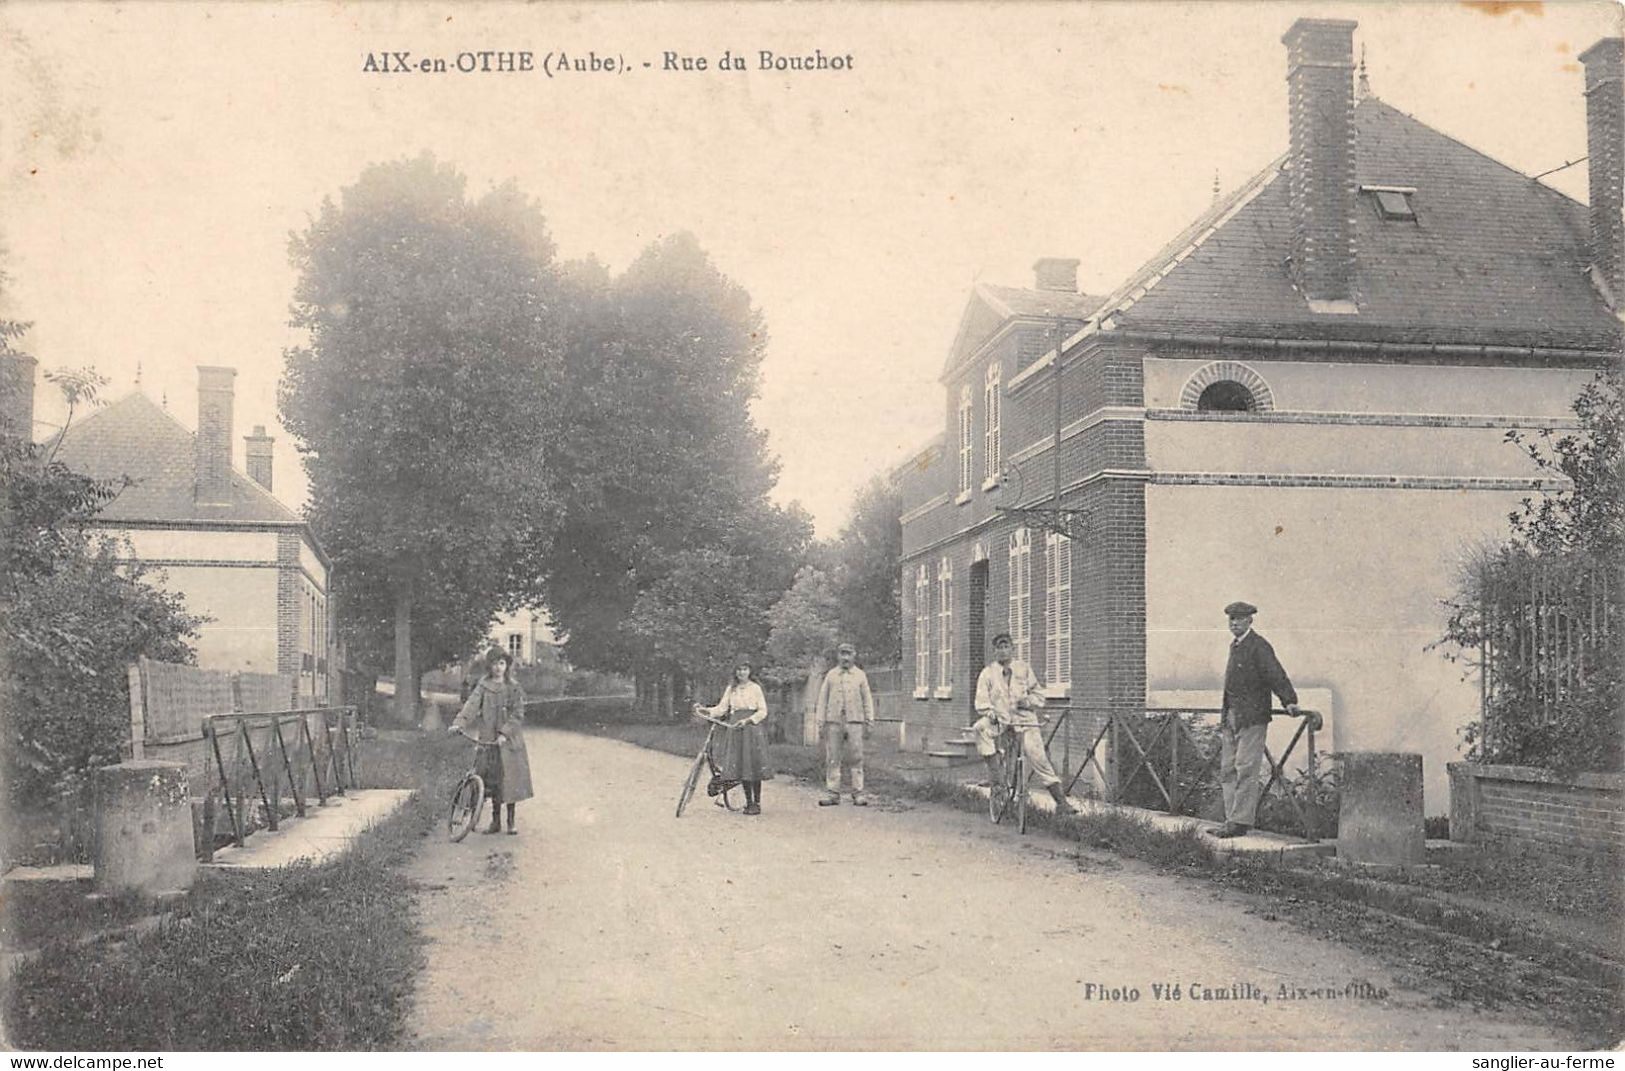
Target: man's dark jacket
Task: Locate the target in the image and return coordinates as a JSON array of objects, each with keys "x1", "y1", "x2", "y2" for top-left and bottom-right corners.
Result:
[{"x1": 1222, "y1": 631, "x2": 1297, "y2": 729}]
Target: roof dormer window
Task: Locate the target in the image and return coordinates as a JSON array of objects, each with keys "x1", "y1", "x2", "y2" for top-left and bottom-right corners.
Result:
[{"x1": 1362, "y1": 185, "x2": 1417, "y2": 222}]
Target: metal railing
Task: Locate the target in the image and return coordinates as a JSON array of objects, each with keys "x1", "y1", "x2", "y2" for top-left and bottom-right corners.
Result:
[
  {"x1": 1041, "y1": 705, "x2": 1324, "y2": 841},
  {"x1": 199, "y1": 706, "x2": 361, "y2": 858}
]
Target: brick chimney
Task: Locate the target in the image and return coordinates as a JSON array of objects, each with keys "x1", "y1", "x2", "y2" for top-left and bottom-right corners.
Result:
[
  {"x1": 1033, "y1": 257, "x2": 1080, "y2": 293},
  {"x1": 0, "y1": 353, "x2": 37, "y2": 441},
  {"x1": 1580, "y1": 38, "x2": 1624, "y2": 308},
  {"x1": 195, "y1": 366, "x2": 236, "y2": 505},
  {"x1": 245, "y1": 425, "x2": 275, "y2": 492},
  {"x1": 1282, "y1": 18, "x2": 1358, "y2": 309}
]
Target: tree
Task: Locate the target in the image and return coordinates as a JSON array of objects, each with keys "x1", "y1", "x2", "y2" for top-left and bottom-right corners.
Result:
[
  {"x1": 1506, "y1": 366, "x2": 1622, "y2": 559},
  {"x1": 543, "y1": 234, "x2": 812, "y2": 709},
  {"x1": 763, "y1": 565, "x2": 841, "y2": 681},
  {"x1": 280, "y1": 155, "x2": 566, "y2": 723},
  {"x1": 827, "y1": 474, "x2": 903, "y2": 665}
]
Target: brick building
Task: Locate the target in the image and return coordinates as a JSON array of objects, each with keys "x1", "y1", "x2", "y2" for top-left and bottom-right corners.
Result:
[
  {"x1": 30, "y1": 365, "x2": 337, "y2": 705},
  {"x1": 897, "y1": 20, "x2": 1623, "y2": 811}
]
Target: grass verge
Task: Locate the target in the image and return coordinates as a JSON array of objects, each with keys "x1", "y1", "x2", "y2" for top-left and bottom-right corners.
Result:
[
  {"x1": 566, "y1": 712, "x2": 1624, "y2": 1048},
  {"x1": 1, "y1": 731, "x2": 465, "y2": 1051}
]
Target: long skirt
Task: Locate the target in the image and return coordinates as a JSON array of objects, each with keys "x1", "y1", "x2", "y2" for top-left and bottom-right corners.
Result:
[
  {"x1": 499, "y1": 732, "x2": 535, "y2": 802},
  {"x1": 719, "y1": 722, "x2": 773, "y2": 781}
]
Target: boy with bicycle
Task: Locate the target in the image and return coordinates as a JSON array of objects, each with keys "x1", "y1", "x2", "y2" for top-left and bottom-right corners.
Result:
[{"x1": 973, "y1": 633, "x2": 1076, "y2": 815}]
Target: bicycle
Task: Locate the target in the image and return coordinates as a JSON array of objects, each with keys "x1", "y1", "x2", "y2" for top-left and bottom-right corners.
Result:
[
  {"x1": 448, "y1": 734, "x2": 502, "y2": 842},
  {"x1": 675, "y1": 709, "x2": 738, "y2": 817},
  {"x1": 987, "y1": 725, "x2": 1029, "y2": 834}
]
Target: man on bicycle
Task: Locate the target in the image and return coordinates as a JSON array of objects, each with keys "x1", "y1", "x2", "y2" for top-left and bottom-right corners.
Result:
[{"x1": 974, "y1": 633, "x2": 1076, "y2": 815}]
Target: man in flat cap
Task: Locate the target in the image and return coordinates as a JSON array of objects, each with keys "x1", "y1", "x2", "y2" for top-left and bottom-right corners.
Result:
[
  {"x1": 1210, "y1": 601, "x2": 1299, "y2": 838},
  {"x1": 815, "y1": 642, "x2": 875, "y2": 806}
]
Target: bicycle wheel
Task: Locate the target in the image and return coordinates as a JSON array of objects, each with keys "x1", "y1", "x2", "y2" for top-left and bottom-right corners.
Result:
[
  {"x1": 989, "y1": 750, "x2": 1012, "y2": 825},
  {"x1": 1016, "y1": 756, "x2": 1029, "y2": 835},
  {"x1": 448, "y1": 774, "x2": 484, "y2": 842},
  {"x1": 676, "y1": 750, "x2": 707, "y2": 817}
]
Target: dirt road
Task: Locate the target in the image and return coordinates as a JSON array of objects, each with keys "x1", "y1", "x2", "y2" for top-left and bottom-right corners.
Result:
[{"x1": 408, "y1": 729, "x2": 1567, "y2": 1050}]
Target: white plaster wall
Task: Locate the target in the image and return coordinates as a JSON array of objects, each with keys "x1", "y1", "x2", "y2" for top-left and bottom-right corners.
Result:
[
  {"x1": 1145, "y1": 483, "x2": 1524, "y2": 813},
  {"x1": 1147, "y1": 421, "x2": 1540, "y2": 477},
  {"x1": 298, "y1": 540, "x2": 327, "y2": 589},
  {"x1": 1142, "y1": 358, "x2": 1593, "y2": 416},
  {"x1": 111, "y1": 528, "x2": 278, "y2": 563},
  {"x1": 144, "y1": 565, "x2": 280, "y2": 673}
]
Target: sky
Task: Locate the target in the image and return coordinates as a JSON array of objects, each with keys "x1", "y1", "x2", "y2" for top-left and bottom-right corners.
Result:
[{"x1": 2, "y1": 0, "x2": 1619, "y2": 537}]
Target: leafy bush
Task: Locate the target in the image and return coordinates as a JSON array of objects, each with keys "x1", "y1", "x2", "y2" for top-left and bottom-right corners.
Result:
[{"x1": 1, "y1": 399, "x2": 203, "y2": 813}]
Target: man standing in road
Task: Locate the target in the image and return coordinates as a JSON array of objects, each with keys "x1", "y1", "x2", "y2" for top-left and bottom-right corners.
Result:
[
  {"x1": 974, "y1": 632, "x2": 1076, "y2": 815},
  {"x1": 816, "y1": 642, "x2": 875, "y2": 807},
  {"x1": 1210, "y1": 601, "x2": 1302, "y2": 839}
]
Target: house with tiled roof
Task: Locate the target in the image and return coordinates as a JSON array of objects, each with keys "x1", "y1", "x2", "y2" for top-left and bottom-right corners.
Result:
[
  {"x1": 898, "y1": 19, "x2": 1624, "y2": 811},
  {"x1": 36, "y1": 366, "x2": 336, "y2": 705}
]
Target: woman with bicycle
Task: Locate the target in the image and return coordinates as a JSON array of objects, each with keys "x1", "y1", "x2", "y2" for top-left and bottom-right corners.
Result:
[
  {"x1": 694, "y1": 656, "x2": 772, "y2": 816},
  {"x1": 449, "y1": 647, "x2": 534, "y2": 834}
]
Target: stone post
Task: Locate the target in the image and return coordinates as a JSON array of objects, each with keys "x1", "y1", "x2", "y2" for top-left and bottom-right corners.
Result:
[
  {"x1": 1337, "y1": 751, "x2": 1426, "y2": 866},
  {"x1": 94, "y1": 761, "x2": 197, "y2": 894}
]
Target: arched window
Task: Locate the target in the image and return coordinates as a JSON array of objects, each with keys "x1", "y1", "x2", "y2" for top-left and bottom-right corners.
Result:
[
  {"x1": 1196, "y1": 380, "x2": 1258, "y2": 412},
  {"x1": 1180, "y1": 361, "x2": 1275, "y2": 412}
]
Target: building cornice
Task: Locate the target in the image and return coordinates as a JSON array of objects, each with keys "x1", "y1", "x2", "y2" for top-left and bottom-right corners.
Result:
[
  {"x1": 1145, "y1": 409, "x2": 1584, "y2": 430},
  {"x1": 1116, "y1": 329, "x2": 1621, "y2": 367}
]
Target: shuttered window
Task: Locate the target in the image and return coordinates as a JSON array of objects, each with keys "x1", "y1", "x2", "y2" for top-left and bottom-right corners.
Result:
[
  {"x1": 1045, "y1": 533, "x2": 1072, "y2": 688},
  {"x1": 937, "y1": 557, "x2": 953, "y2": 689},
  {"x1": 957, "y1": 386, "x2": 973, "y2": 495},
  {"x1": 914, "y1": 565, "x2": 931, "y2": 691},
  {"x1": 1008, "y1": 528, "x2": 1032, "y2": 664},
  {"x1": 984, "y1": 363, "x2": 1001, "y2": 480}
]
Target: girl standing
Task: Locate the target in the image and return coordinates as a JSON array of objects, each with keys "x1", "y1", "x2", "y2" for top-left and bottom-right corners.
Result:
[
  {"x1": 695, "y1": 656, "x2": 772, "y2": 815},
  {"x1": 450, "y1": 647, "x2": 534, "y2": 834}
]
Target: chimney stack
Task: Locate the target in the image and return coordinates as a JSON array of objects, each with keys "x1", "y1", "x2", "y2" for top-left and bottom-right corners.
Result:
[
  {"x1": 1283, "y1": 18, "x2": 1358, "y2": 308},
  {"x1": 195, "y1": 366, "x2": 236, "y2": 505},
  {"x1": 1580, "y1": 38, "x2": 1624, "y2": 308},
  {"x1": 245, "y1": 425, "x2": 275, "y2": 492},
  {"x1": 1033, "y1": 257, "x2": 1080, "y2": 293},
  {"x1": 0, "y1": 353, "x2": 37, "y2": 441}
]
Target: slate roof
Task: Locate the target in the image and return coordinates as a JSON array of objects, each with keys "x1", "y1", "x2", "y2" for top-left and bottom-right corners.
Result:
[
  {"x1": 944, "y1": 283, "x2": 1105, "y2": 377},
  {"x1": 1100, "y1": 98, "x2": 1622, "y2": 352},
  {"x1": 50, "y1": 391, "x2": 307, "y2": 527},
  {"x1": 980, "y1": 284, "x2": 1105, "y2": 322}
]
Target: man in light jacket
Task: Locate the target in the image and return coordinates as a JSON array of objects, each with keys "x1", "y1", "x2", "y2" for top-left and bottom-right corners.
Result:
[
  {"x1": 816, "y1": 642, "x2": 875, "y2": 807},
  {"x1": 974, "y1": 633, "x2": 1076, "y2": 815}
]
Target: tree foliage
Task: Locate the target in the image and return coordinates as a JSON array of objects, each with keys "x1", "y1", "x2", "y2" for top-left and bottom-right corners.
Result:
[
  {"x1": 827, "y1": 474, "x2": 903, "y2": 665},
  {"x1": 1506, "y1": 366, "x2": 1623, "y2": 559},
  {"x1": 0, "y1": 345, "x2": 202, "y2": 805},
  {"x1": 543, "y1": 234, "x2": 811, "y2": 695},
  {"x1": 279, "y1": 154, "x2": 566, "y2": 719},
  {"x1": 763, "y1": 565, "x2": 841, "y2": 681}
]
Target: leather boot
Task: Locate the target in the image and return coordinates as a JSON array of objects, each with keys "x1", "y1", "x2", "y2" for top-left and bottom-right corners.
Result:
[
  {"x1": 505, "y1": 803, "x2": 517, "y2": 835},
  {"x1": 1048, "y1": 783, "x2": 1076, "y2": 814},
  {"x1": 484, "y1": 799, "x2": 503, "y2": 834}
]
